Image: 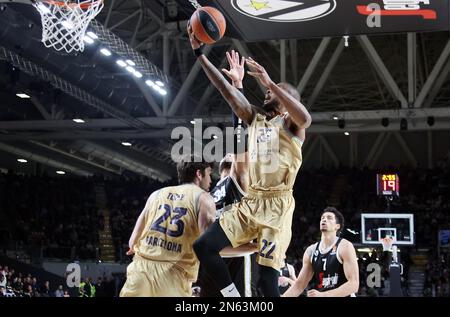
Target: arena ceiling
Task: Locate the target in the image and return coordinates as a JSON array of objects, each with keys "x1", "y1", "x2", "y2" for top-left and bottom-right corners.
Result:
[{"x1": 0, "y1": 0, "x2": 449, "y2": 179}]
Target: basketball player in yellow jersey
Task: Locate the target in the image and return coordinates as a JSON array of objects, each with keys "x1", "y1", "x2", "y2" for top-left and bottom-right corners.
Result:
[
  {"x1": 188, "y1": 27, "x2": 312, "y2": 297},
  {"x1": 120, "y1": 156, "x2": 256, "y2": 297}
]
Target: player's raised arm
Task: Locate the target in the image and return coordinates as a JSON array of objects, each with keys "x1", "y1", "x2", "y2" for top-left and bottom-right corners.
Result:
[
  {"x1": 223, "y1": 50, "x2": 249, "y2": 193},
  {"x1": 187, "y1": 26, "x2": 254, "y2": 125}
]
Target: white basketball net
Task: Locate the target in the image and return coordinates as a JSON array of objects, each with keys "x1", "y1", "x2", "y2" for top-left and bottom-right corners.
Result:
[{"x1": 33, "y1": 0, "x2": 104, "y2": 53}]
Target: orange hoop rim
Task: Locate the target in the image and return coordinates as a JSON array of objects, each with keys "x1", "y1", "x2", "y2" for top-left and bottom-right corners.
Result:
[{"x1": 40, "y1": 0, "x2": 103, "y2": 10}]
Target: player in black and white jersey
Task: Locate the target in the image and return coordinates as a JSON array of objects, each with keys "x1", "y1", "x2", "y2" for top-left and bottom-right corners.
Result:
[
  {"x1": 283, "y1": 207, "x2": 359, "y2": 297},
  {"x1": 211, "y1": 154, "x2": 246, "y2": 216},
  {"x1": 198, "y1": 153, "x2": 260, "y2": 297}
]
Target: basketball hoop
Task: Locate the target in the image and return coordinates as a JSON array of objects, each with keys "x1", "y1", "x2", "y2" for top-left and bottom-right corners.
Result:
[
  {"x1": 33, "y1": 0, "x2": 104, "y2": 53},
  {"x1": 380, "y1": 236, "x2": 395, "y2": 252}
]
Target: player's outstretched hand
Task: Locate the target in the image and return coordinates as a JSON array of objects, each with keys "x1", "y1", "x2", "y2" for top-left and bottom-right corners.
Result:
[
  {"x1": 222, "y1": 50, "x2": 245, "y2": 87},
  {"x1": 187, "y1": 23, "x2": 203, "y2": 51},
  {"x1": 245, "y1": 57, "x2": 274, "y2": 88}
]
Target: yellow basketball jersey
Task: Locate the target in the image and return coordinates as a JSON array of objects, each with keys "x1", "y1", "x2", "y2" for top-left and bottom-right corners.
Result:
[
  {"x1": 248, "y1": 113, "x2": 303, "y2": 192},
  {"x1": 134, "y1": 184, "x2": 205, "y2": 281}
]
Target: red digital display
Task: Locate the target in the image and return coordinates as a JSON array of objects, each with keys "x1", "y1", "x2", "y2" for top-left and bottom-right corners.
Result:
[{"x1": 377, "y1": 174, "x2": 400, "y2": 196}]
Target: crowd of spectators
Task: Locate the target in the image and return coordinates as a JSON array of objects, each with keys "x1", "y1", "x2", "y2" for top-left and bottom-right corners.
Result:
[
  {"x1": 423, "y1": 251, "x2": 450, "y2": 297},
  {"x1": 0, "y1": 174, "x2": 100, "y2": 260},
  {"x1": 0, "y1": 263, "x2": 118, "y2": 297},
  {"x1": 0, "y1": 263, "x2": 70, "y2": 297}
]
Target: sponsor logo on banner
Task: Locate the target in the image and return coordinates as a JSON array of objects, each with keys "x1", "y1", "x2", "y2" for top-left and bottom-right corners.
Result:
[
  {"x1": 357, "y1": 0, "x2": 437, "y2": 20},
  {"x1": 232, "y1": 0, "x2": 337, "y2": 22}
]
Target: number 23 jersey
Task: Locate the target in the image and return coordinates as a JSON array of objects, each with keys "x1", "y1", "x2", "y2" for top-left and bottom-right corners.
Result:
[{"x1": 134, "y1": 184, "x2": 205, "y2": 281}]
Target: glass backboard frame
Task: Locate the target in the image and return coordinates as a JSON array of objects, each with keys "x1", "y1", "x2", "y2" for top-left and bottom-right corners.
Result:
[{"x1": 361, "y1": 213, "x2": 414, "y2": 245}]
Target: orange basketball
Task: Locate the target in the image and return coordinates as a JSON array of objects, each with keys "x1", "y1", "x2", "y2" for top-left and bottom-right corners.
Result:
[{"x1": 190, "y1": 6, "x2": 226, "y2": 45}]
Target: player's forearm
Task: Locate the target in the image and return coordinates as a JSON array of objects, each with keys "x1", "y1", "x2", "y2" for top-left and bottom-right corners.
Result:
[
  {"x1": 268, "y1": 82, "x2": 311, "y2": 129},
  {"x1": 282, "y1": 279, "x2": 308, "y2": 297},
  {"x1": 321, "y1": 279, "x2": 359, "y2": 297},
  {"x1": 198, "y1": 55, "x2": 253, "y2": 124}
]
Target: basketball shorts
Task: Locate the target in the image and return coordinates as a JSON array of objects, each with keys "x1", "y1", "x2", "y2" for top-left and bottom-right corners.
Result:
[
  {"x1": 119, "y1": 254, "x2": 192, "y2": 297},
  {"x1": 219, "y1": 189, "x2": 295, "y2": 270}
]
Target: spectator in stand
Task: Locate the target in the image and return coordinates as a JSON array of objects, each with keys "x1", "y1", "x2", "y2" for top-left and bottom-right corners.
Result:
[
  {"x1": 55, "y1": 285, "x2": 64, "y2": 297},
  {"x1": 0, "y1": 286, "x2": 6, "y2": 297},
  {"x1": 40, "y1": 281, "x2": 51, "y2": 297},
  {"x1": 0, "y1": 274, "x2": 6, "y2": 288}
]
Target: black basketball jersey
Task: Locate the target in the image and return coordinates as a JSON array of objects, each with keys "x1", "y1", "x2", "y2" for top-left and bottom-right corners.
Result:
[
  {"x1": 310, "y1": 238, "x2": 347, "y2": 292},
  {"x1": 211, "y1": 176, "x2": 245, "y2": 215}
]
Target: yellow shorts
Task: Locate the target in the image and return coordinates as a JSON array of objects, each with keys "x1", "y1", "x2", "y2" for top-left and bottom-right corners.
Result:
[
  {"x1": 119, "y1": 255, "x2": 192, "y2": 297},
  {"x1": 219, "y1": 189, "x2": 295, "y2": 271}
]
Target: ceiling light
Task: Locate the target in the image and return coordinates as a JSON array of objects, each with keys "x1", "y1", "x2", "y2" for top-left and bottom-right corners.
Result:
[
  {"x1": 86, "y1": 31, "x2": 98, "y2": 39},
  {"x1": 83, "y1": 36, "x2": 94, "y2": 44},
  {"x1": 155, "y1": 80, "x2": 164, "y2": 87},
  {"x1": 56, "y1": 171, "x2": 66, "y2": 175},
  {"x1": 213, "y1": 135, "x2": 218, "y2": 139},
  {"x1": 121, "y1": 142, "x2": 132, "y2": 147},
  {"x1": 126, "y1": 66, "x2": 135, "y2": 73},
  {"x1": 16, "y1": 93, "x2": 30, "y2": 99},
  {"x1": 145, "y1": 80, "x2": 155, "y2": 87},
  {"x1": 344, "y1": 132, "x2": 350, "y2": 136},
  {"x1": 159, "y1": 89, "x2": 167, "y2": 96},
  {"x1": 190, "y1": 120, "x2": 196, "y2": 125},
  {"x1": 100, "y1": 48, "x2": 112, "y2": 56},
  {"x1": 116, "y1": 60, "x2": 127, "y2": 67},
  {"x1": 126, "y1": 60, "x2": 136, "y2": 66},
  {"x1": 17, "y1": 159, "x2": 28, "y2": 163},
  {"x1": 332, "y1": 115, "x2": 339, "y2": 120},
  {"x1": 133, "y1": 70, "x2": 143, "y2": 78},
  {"x1": 73, "y1": 118, "x2": 85, "y2": 124}
]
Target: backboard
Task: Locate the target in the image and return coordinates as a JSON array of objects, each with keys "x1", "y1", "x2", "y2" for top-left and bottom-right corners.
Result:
[{"x1": 361, "y1": 213, "x2": 414, "y2": 245}]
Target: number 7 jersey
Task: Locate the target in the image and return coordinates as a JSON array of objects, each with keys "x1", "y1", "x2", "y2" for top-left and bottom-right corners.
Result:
[{"x1": 134, "y1": 184, "x2": 205, "y2": 282}]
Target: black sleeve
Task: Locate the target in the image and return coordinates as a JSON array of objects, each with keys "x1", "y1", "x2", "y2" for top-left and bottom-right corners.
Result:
[{"x1": 232, "y1": 88, "x2": 248, "y2": 154}]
